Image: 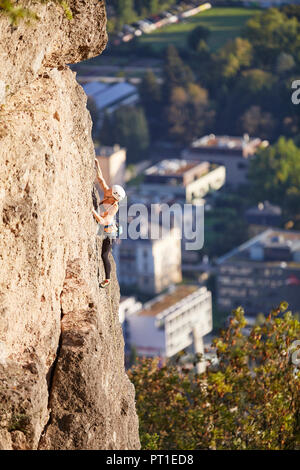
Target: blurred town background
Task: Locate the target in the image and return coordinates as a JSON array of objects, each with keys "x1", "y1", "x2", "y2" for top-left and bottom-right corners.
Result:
[{"x1": 72, "y1": 0, "x2": 300, "y2": 371}]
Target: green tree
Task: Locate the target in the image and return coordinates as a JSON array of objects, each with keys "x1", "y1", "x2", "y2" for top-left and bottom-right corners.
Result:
[
  {"x1": 112, "y1": 0, "x2": 136, "y2": 28},
  {"x1": 99, "y1": 106, "x2": 149, "y2": 163},
  {"x1": 240, "y1": 105, "x2": 276, "y2": 140},
  {"x1": 187, "y1": 25, "x2": 210, "y2": 52},
  {"x1": 248, "y1": 137, "x2": 300, "y2": 213},
  {"x1": 281, "y1": 4, "x2": 300, "y2": 22},
  {"x1": 216, "y1": 38, "x2": 253, "y2": 79},
  {"x1": 244, "y1": 8, "x2": 299, "y2": 68},
  {"x1": 129, "y1": 303, "x2": 300, "y2": 450},
  {"x1": 162, "y1": 45, "x2": 194, "y2": 103},
  {"x1": 276, "y1": 52, "x2": 295, "y2": 75},
  {"x1": 98, "y1": 112, "x2": 114, "y2": 146},
  {"x1": 148, "y1": 0, "x2": 158, "y2": 14},
  {"x1": 166, "y1": 83, "x2": 215, "y2": 144},
  {"x1": 237, "y1": 69, "x2": 274, "y2": 95},
  {"x1": 139, "y1": 69, "x2": 164, "y2": 139},
  {"x1": 139, "y1": 70, "x2": 161, "y2": 116}
]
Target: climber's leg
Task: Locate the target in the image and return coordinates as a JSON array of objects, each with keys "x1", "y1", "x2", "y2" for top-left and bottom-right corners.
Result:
[{"x1": 101, "y1": 236, "x2": 112, "y2": 283}]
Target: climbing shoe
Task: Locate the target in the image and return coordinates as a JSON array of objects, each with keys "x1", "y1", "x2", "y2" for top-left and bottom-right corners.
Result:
[{"x1": 100, "y1": 279, "x2": 111, "y2": 288}]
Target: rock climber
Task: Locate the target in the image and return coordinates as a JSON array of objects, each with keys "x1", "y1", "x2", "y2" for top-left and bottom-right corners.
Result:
[{"x1": 92, "y1": 158, "x2": 126, "y2": 288}]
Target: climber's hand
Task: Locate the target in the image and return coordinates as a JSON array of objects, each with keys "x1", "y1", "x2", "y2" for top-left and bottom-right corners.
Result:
[{"x1": 95, "y1": 159, "x2": 102, "y2": 177}]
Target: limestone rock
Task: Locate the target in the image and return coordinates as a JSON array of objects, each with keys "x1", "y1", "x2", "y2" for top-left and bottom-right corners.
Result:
[
  {"x1": 0, "y1": 0, "x2": 108, "y2": 103},
  {"x1": 0, "y1": 2, "x2": 140, "y2": 450}
]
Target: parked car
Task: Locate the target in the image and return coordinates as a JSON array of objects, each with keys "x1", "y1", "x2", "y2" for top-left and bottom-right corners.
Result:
[
  {"x1": 122, "y1": 33, "x2": 134, "y2": 42},
  {"x1": 164, "y1": 11, "x2": 178, "y2": 23},
  {"x1": 123, "y1": 24, "x2": 135, "y2": 34},
  {"x1": 138, "y1": 19, "x2": 155, "y2": 33},
  {"x1": 131, "y1": 26, "x2": 142, "y2": 37}
]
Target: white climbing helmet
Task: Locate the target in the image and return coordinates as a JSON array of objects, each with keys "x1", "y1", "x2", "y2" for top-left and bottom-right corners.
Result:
[{"x1": 112, "y1": 184, "x2": 126, "y2": 202}]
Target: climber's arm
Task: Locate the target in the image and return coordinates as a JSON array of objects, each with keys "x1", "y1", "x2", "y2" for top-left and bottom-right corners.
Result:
[
  {"x1": 92, "y1": 209, "x2": 105, "y2": 224},
  {"x1": 95, "y1": 159, "x2": 109, "y2": 193},
  {"x1": 92, "y1": 204, "x2": 118, "y2": 225}
]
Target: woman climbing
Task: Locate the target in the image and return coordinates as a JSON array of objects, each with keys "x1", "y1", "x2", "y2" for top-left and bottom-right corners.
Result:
[{"x1": 92, "y1": 158, "x2": 126, "y2": 288}]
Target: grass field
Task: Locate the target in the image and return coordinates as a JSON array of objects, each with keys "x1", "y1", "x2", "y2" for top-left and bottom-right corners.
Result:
[{"x1": 139, "y1": 7, "x2": 261, "y2": 52}]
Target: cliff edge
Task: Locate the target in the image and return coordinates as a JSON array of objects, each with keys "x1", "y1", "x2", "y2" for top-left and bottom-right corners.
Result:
[{"x1": 0, "y1": 0, "x2": 140, "y2": 450}]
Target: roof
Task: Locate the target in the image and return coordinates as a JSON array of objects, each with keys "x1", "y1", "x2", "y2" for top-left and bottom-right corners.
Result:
[
  {"x1": 83, "y1": 81, "x2": 138, "y2": 111},
  {"x1": 138, "y1": 285, "x2": 199, "y2": 317},
  {"x1": 95, "y1": 145, "x2": 123, "y2": 157},
  {"x1": 245, "y1": 201, "x2": 282, "y2": 217},
  {"x1": 191, "y1": 134, "x2": 263, "y2": 151},
  {"x1": 145, "y1": 159, "x2": 209, "y2": 177},
  {"x1": 217, "y1": 229, "x2": 300, "y2": 266},
  {"x1": 188, "y1": 134, "x2": 269, "y2": 159},
  {"x1": 94, "y1": 82, "x2": 137, "y2": 110},
  {"x1": 83, "y1": 81, "x2": 108, "y2": 96}
]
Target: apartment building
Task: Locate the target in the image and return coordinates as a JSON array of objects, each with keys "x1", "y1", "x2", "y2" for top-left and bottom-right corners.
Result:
[
  {"x1": 126, "y1": 285, "x2": 213, "y2": 370},
  {"x1": 141, "y1": 159, "x2": 225, "y2": 203},
  {"x1": 217, "y1": 229, "x2": 300, "y2": 315},
  {"x1": 95, "y1": 145, "x2": 126, "y2": 188},
  {"x1": 125, "y1": 190, "x2": 204, "y2": 266},
  {"x1": 183, "y1": 134, "x2": 268, "y2": 187},
  {"x1": 115, "y1": 217, "x2": 182, "y2": 295}
]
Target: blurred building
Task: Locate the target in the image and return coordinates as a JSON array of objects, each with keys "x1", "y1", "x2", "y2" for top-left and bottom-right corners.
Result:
[
  {"x1": 119, "y1": 296, "x2": 142, "y2": 324},
  {"x1": 244, "y1": 0, "x2": 300, "y2": 7},
  {"x1": 216, "y1": 229, "x2": 300, "y2": 315},
  {"x1": 126, "y1": 285, "x2": 212, "y2": 369},
  {"x1": 115, "y1": 216, "x2": 182, "y2": 295},
  {"x1": 82, "y1": 81, "x2": 139, "y2": 115},
  {"x1": 183, "y1": 134, "x2": 268, "y2": 187},
  {"x1": 141, "y1": 159, "x2": 225, "y2": 203},
  {"x1": 180, "y1": 2, "x2": 211, "y2": 18},
  {"x1": 95, "y1": 145, "x2": 126, "y2": 188},
  {"x1": 245, "y1": 201, "x2": 282, "y2": 236},
  {"x1": 126, "y1": 189, "x2": 204, "y2": 267}
]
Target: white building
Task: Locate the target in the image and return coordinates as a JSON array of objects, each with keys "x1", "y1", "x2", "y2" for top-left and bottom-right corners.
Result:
[
  {"x1": 115, "y1": 218, "x2": 182, "y2": 295},
  {"x1": 126, "y1": 285, "x2": 213, "y2": 372},
  {"x1": 125, "y1": 190, "x2": 204, "y2": 267},
  {"x1": 183, "y1": 134, "x2": 268, "y2": 187},
  {"x1": 141, "y1": 159, "x2": 225, "y2": 203}
]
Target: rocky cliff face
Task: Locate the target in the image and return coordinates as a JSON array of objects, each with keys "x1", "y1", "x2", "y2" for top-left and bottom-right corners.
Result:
[{"x1": 0, "y1": 1, "x2": 140, "y2": 450}]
